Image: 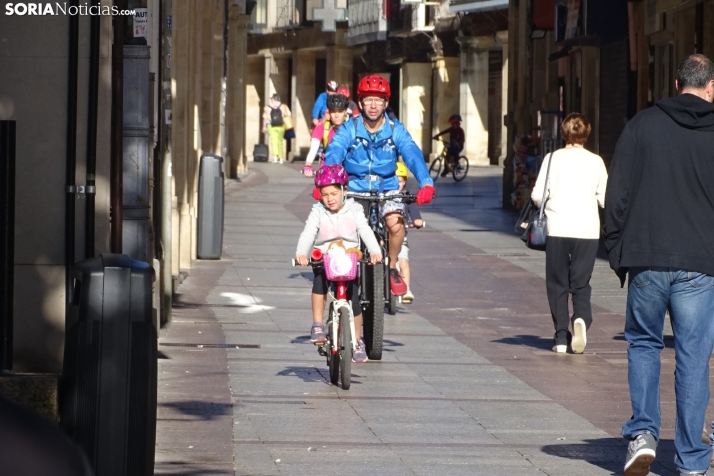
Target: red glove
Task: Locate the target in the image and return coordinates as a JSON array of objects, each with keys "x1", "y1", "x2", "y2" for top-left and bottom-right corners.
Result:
[
  {"x1": 416, "y1": 185, "x2": 435, "y2": 205},
  {"x1": 312, "y1": 187, "x2": 322, "y2": 201}
]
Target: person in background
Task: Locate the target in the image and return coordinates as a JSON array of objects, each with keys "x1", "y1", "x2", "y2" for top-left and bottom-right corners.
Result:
[
  {"x1": 312, "y1": 80, "x2": 339, "y2": 127},
  {"x1": 303, "y1": 94, "x2": 350, "y2": 177},
  {"x1": 604, "y1": 53, "x2": 714, "y2": 476},
  {"x1": 394, "y1": 162, "x2": 424, "y2": 303},
  {"x1": 433, "y1": 114, "x2": 465, "y2": 176},
  {"x1": 532, "y1": 113, "x2": 607, "y2": 355},
  {"x1": 262, "y1": 93, "x2": 291, "y2": 164},
  {"x1": 337, "y1": 86, "x2": 360, "y2": 118}
]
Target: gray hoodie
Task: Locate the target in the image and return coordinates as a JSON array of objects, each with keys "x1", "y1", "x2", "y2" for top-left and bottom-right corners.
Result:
[{"x1": 296, "y1": 198, "x2": 381, "y2": 257}]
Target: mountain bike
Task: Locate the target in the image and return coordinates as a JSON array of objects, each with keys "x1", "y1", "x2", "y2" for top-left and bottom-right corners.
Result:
[
  {"x1": 429, "y1": 139, "x2": 469, "y2": 182},
  {"x1": 347, "y1": 191, "x2": 417, "y2": 360},
  {"x1": 292, "y1": 250, "x2": 358, "y2": 389}
]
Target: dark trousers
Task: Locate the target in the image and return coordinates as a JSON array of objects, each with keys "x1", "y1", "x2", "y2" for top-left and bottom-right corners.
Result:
[{"x1": 545, "y1": 236, "x2": 599, "y2": 345}]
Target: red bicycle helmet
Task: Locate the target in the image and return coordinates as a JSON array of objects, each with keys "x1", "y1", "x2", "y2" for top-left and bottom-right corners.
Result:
[
  {"x1": 357, "y1": 75, "x2": 391, "y2": 100},
  {"x1": 337, "y1": 86, "x2": 350, "y2": 98}
]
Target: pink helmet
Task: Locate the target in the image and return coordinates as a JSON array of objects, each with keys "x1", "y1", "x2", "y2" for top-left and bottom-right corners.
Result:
[{"x1": 315, "y1": 164, "x2": 349, "y2": 188}]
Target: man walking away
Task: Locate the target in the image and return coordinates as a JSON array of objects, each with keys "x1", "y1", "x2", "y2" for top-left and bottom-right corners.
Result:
[{"x1": 604, "y1": 54, "x2": 714, "y2": 476}]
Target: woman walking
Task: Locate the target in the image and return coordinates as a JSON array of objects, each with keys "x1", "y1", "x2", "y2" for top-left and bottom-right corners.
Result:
[
  {"x1": 532, "y1": 113, "x2": 608, "y2": 354},
  {"x1": 262, "y1": 93, "x2": 291, "y2": 163}
]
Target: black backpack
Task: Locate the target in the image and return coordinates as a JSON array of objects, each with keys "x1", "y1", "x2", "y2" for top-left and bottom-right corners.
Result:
[{"x1": 269, "y1": 107, "x2": 283, "y2": 126}]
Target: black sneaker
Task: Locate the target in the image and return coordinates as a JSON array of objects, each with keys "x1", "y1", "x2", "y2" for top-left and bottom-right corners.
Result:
[{"x1": 624, "y1": 433, "x2": 656, "y2": 476}]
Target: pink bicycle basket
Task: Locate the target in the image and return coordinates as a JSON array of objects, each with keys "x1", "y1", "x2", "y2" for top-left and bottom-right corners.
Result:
[{"x1": 324, "y1": 253, "x2": 358, "y2": 281}]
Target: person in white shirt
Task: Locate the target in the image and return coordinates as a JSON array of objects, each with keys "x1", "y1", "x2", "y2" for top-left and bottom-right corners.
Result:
[{"x1": 532, "y1": 113, "x2": 608, "y2": 354}]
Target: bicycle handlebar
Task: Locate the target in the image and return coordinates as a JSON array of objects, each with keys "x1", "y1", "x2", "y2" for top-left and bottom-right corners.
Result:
[{"x1": 346, "y1": 191, "x2": 417, "y2": 204}]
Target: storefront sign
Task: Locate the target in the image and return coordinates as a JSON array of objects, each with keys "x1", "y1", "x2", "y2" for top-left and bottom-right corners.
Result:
[
  {"x1": 134, "y1": 8, "x2": 148, "y2": 38},
  {"x1": 313, "y1": 0, "x2": 347, "y2": 32}
]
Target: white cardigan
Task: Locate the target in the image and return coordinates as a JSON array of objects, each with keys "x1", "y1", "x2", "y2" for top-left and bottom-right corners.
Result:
[{"x1": 531, "y1": 147, "x2": 608, "y2": 239}]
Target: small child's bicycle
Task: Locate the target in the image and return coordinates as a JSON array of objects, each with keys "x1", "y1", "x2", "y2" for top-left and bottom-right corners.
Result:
[
  {"x1": 429, "y1": 139, "x2": 469, "y2": 182},
  {"x1": 293, "y1": 249, "x2": 359, "y2": 389}
]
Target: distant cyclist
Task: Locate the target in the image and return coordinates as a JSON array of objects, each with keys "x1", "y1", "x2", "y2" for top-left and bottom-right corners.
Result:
[
  {"x1": 303, "y1": 93, "x2": 350, "y2": 177},
  {"x1": 324, "y1": 75, "x2": 435, "y2": 296},
  {"x1": 433, "y1": 114, "x2": 465, "y2": 176},
  {"x1": 337, "y1": 86, "x2": 360, "y2": 118},
  {"x1": 312, "y1": 80, "x2": 339, "y2": 127}
]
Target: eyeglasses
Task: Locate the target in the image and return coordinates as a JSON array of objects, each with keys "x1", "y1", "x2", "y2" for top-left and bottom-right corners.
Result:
[{"x1": 361, "y1": 98, "x2": 386, "y2": 106}]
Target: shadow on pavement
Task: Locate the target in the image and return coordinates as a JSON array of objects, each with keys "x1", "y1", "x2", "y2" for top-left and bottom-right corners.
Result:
[
  {"x1": 541, "y1": 438, "x2": 679, "y2": 476},
  {"x1": 155, "y1": 466, "x2": 233, "y2": 476},
  {"x1": 159, "y1": 400, "x2": 233, "y2": 420},
  {"x1": 491, "y1": 334, "x2": 554, "y2": 351},
  {"x1": 277, "y1": 366, "x2": 329, "y2": 383}
]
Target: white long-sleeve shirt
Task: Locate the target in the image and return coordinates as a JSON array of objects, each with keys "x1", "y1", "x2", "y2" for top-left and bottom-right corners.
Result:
[{"x1": 531, "y1": 147, "x2": 608, "y2": 239}]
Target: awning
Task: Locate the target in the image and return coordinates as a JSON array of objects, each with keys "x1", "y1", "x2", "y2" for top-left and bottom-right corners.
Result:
[{"x1": 448, "y1": 0, "x2": 509, "y2": 13}]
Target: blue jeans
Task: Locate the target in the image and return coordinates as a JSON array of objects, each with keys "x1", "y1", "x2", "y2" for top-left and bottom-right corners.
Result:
[{"x1": 622, "y1": 267, "x2": 714, "y2": 473}]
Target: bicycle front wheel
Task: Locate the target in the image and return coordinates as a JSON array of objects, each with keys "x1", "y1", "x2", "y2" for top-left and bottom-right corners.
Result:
[
  {"x1": 339, "y1": 308, "x2": 352, "y2": 390},
  {"x1": 453, "y1": 156, "x2": 469, "y2": 182},
  {"x1": 327, "y1": 305, "x2": 339, "y2": 385},
  {"x1": 429, "y1": 158, "x2": 442, "y2": 182},
  {"x1": 364, "y1": 264, "x2": 385, "y2": 361}
]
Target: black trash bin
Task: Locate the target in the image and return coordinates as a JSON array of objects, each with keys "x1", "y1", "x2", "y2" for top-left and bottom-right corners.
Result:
[
  {"x1": 197, "y1": 153, "x2": 224, "y2": 259},
  {"x1": 60, "y1": 254, "x2": 156, "y2": 476}
]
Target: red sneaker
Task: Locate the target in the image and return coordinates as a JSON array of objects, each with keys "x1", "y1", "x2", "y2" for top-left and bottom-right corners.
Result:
[{"x1": 389, "y1": 269, "x2": 407, "y2": 296}]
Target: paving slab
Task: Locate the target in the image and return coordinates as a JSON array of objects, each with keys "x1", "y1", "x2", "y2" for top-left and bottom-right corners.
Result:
[{"x1": 154, "y1": 163, "x2": 699, "y2": 475}]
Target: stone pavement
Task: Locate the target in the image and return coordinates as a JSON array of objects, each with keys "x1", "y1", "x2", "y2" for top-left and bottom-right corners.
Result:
[{"x1": 153, "y1": 162, "x2": 713, "y2": 476}]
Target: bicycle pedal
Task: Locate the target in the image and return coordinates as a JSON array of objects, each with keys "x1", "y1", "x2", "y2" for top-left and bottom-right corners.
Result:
[
  {"x1": 313, "y1": 341, "x2": 326, "y2": 346},
  {"x1": 317, "y1": 346, "x2": 328, "y2": 357}
]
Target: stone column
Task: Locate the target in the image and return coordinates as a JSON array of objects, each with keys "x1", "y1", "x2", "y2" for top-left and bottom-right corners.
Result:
[
  {"x1": 497, "y1": 31, "x2": 509, "y2": 166},
  {"x1": 227, "y1": 8, "x2": 250, "y2": 175},
  {"x1": 431, "y1": 56, "x2": 460, "y2": 161},
  {"x1": 291, "y1": 49, "x2": 316, "y2": 160},
  {"x1": 326, "y1": 46, "x2": 353, "y2": 89},
  {"x1": 457, "y1": 36, "x2": 493, "y2": 166},
  {"x1": 401, "y1": 62, "x2": 432, "y2": 158},
  {"x1": 245, "y1": 55, "x2": 264, "y2": 163}
]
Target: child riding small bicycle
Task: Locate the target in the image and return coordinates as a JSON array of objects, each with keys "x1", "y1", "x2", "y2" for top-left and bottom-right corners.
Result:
[
  {"x1": 433, "y1": 114, "x2": 465, "y2": 177},
  {"x1": 295, "y1": 164, "x2": 382, "y2": 363}
]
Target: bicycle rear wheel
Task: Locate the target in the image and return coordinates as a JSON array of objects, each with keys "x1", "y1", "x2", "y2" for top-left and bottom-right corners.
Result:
[
  {"x1": 363, "y1": 264, "x2": 385, "y2": 361},
  {"x1": 327, "y1": 305, "x2": 339, "y2": 385},
  {"x1": 339, "y1": 309, "x2": 351, "y2": 390},
  {"x1": 453, "y1": 156, "x2": 469, "y2": 182},
  {"x1": 429, "y1": 158, "x2": 442, "y2": 182}
]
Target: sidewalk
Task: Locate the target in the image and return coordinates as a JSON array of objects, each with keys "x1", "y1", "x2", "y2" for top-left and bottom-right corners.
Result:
[{"x1": 153, "y1": 163, "x2": 704, "y2": 476}]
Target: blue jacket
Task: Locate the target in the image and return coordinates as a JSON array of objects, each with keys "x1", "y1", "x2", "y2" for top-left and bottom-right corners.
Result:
[
  {"x1": 312, "y1": 92, "x2": 328, "y2": 121},
  {"x1": 324, "y1": 114, "x2": 434, "y2": 192}
]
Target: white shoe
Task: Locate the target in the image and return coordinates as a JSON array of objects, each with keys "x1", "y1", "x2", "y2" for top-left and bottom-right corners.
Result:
[
  {"x1": 571, "y1": 318, "x2": 587, "y2": 354},
  {"x1": 402, "y1": 289, "x2": 414, "y2": 303},
  {"x1": 552, "y1": 345, "x2": 567, "y2": 354}
]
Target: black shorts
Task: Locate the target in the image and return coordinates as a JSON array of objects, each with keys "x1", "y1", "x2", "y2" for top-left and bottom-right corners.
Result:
[{"x1": 312, "y1": 269, "x2": 362, "y2": 317}]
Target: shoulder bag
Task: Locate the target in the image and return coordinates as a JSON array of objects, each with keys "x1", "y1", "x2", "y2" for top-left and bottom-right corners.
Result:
[{"x1": 526, "y1": 152, "x2": 553, "y2": 251}]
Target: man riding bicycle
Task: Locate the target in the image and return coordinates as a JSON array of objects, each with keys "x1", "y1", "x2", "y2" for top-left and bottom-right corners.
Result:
[{"x1": 323, "y1": 75, "x2": 435, "y2": 295}]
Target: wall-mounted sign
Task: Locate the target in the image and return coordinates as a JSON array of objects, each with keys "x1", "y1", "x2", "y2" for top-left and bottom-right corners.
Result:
[
  {"x1": 564, "y1": 0, "x2": 580, "y2": 40},
  {"x1": 134, "y1": 8, "x2": 148, "y2": 38},
  {"x1": 313, "y1": 0, "x2": 347, "y2": 32}
]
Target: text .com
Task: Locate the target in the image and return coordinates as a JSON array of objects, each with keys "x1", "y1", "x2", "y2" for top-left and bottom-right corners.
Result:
[{"x1": 4, "y1": 3, "x2": 136, "y2": 16}]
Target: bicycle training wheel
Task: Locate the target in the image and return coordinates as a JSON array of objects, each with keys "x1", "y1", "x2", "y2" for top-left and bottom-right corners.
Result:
[
  {"x1": 429, "y1": 158, "x2": 442, "y2": 182},
  {"x1": 453, "y1": 156, "x2": 469, "y2": 182},
  {"x1": 363, "y1": 264, "x2": 385, "y2": 361},
  {"x1": 327, "y1": 305, "x2": 339, "y2": 385},
  {"x1": 339, "y1": 309, "x2": 352, "y2": 390}
]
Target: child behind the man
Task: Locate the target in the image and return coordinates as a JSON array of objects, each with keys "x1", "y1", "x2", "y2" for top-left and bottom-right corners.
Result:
[
  {"x1": 394, "y1": 162, "x2": 424, "y2": 303},
  {"x1": 295, "y1": 164, "x2": 382, "y2": 363}
]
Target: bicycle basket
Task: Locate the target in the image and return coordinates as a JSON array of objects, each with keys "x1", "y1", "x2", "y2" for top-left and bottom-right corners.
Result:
[{"x1": 324, "y1": 253, "x2": 358, "y2": 281}]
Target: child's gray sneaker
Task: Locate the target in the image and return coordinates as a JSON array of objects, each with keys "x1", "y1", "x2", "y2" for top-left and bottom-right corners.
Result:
[
  {"x1": 624, "y1": 433, "x2": 656, "y2": 476},
  {"x1": 310, "y1": 323, "x2": 326, "y2": 344},
  {"x1": 352, "y1": 339, "x2": 368, "y2": 363}
]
